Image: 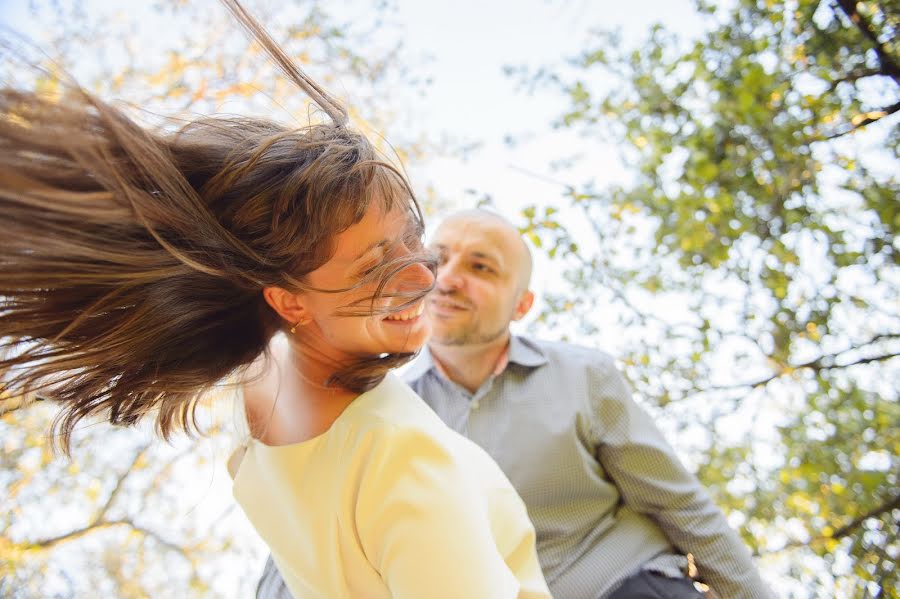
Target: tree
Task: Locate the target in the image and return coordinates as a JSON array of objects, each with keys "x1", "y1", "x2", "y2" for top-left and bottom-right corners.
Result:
[
  {"x1": 1, "y1": 399, "x2": 257, "y2": 597},
  {"x1": 1, "y1": 1, "x2": 431, "y2": 595},
  {"x1": 516, "y1": 0, "x2": 898, "y2": 596}
]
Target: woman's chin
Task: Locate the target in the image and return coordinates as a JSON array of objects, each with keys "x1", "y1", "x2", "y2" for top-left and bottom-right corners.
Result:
[{"x1": 378, "y1": 318, "x2": 431, "y2": 355}]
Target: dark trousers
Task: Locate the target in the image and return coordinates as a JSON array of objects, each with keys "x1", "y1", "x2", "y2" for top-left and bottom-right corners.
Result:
[{"x1": 607, "y1": 570, "x2": 706, "y2": 599}]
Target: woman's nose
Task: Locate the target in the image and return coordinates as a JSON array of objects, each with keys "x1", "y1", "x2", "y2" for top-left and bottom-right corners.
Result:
[{"x1": 402, "y1": 260, "x2": 435, "y2": 290}]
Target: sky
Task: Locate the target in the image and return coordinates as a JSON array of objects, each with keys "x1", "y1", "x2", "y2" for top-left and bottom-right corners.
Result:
[{"x1": 387, "y1": 0, "x2": 705, "y2": 219}]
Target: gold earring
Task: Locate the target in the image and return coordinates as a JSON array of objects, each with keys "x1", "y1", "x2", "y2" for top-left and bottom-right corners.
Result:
[{"x1": 289, "y1": 319, "x2": 306, "y2": 334}]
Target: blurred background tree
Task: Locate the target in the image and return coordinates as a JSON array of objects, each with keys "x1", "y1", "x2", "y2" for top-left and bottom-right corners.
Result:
[
  {"x1": 514, "y1": 0, "x2": 898, "y2": 596},
  {"x1": 1, "y1": 399, "x2": 252, "y2": 597}
]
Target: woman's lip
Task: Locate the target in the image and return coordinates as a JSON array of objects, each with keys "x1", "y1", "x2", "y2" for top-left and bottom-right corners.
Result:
[
  {"x1": 382, "y1": 300, "x2": 425, "y2": 322},
  {"x1": 382, "y1": 313, "x2": 423, "y2": 325}
]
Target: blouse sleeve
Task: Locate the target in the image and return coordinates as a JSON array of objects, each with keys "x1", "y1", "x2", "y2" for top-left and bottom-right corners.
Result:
[{"x1": 354, "y1": 425, "x2": 525, "y2": 599}]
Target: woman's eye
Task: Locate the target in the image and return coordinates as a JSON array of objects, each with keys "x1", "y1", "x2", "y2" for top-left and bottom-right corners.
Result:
[{"x1": 358, "y1": 262, "x2": 379, "y2": 278}]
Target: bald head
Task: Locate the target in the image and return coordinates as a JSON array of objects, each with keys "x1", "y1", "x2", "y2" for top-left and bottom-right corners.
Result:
[
  {"x1": 435, "y1": 209, "x2": 533, "y2": 291},
  {"x1": 427, "y1": 209, "x2": 536, "y2": 345}
]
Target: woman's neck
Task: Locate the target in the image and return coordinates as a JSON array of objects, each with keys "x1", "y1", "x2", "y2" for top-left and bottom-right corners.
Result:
[{"x1": 243, "y1": 341, "x2": 358, "y2": 446}]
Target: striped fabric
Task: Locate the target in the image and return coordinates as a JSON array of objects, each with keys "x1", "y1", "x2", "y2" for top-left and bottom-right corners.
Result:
[{"x1": 255, "y1": 335, "x2": 773, "y2": 599}]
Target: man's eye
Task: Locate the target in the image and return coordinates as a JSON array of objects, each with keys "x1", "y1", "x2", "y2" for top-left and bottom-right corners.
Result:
[{"x1": 472, "y1": 263, "x2": 493, "y2": 273}]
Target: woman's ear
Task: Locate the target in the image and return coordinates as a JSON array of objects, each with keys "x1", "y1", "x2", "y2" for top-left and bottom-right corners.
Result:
[{"x1": 263, "y1": 287, "x2": 309, "y2": 326}]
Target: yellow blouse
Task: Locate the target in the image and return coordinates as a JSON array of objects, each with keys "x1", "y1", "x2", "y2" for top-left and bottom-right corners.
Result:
[{"x1": 229, "y1": 372, "x2": 551, "y2": 599}]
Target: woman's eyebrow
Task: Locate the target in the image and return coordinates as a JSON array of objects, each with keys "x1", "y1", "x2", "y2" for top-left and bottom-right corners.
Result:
[{"x1": 351, "y1": 239, "x2": 390, "y2": 263}]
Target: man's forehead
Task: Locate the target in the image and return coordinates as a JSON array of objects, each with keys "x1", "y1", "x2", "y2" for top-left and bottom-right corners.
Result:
[{"x1": 432, "y1": 218, "x2": 515, "y2": 254}]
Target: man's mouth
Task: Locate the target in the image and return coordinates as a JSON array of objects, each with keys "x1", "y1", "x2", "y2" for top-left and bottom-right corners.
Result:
[
  {"x1": 428, "y1": 297, "x2": 470, "y2": 311},
  {"x1": 383, "y1": 301, "x2": 425, "y2": 322}
]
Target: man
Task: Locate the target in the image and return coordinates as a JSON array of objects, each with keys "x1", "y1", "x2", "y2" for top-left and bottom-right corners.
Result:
[{"x1": 257, "y1": 210, "x2": 773, "y2": 598}]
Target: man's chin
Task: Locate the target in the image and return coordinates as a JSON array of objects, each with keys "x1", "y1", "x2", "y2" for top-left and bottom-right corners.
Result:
[
  {"x1": 429, "y1": 328, "x2": 471, "y2": 346},
  {"x1": 429, "y1": 326, "x2": 485, "y2": 347},
  {"x1": 429, "y1": 324, "x2": 508, "y2": 347},
  {"x1": 431, "y1": 337, "x2": 469, "y2": 347}
]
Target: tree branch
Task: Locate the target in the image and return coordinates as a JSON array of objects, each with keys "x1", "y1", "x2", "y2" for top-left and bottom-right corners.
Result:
[
  {"x1": 825, "y1": 100, "x2": 900, "y2": 139},
  {"x1": 93, "y1": 442, "x2": 153, "y2": 523},
  {"x1": 827, "y1": 66, "x2": 886, "y2": 91},
  {"x1": 762, "y1": 493, "x2": 900, "y2": 555},
  {"x1": 705, "y1": 334, "x2": 900, "y2": 392},
  {"x1": 21, "y1": 441, "x2": 191, "y2": 565},
  {"x1": 31, "y1": 518, "x2": 188, "y2": 559},
  {"x1": 831, "y1": 493, "x2": 900, "y2": 541},
  {"x1": 0, "y1": 394, "x2": 43, "y2": 416},
  {"x1": 835, "y1": 0, "x2": 900, "y2": 84}
]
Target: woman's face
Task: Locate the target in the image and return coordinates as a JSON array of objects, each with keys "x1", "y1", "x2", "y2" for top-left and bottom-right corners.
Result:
[{"x1": 295, "y1": 201, "x2": 434, "y2": 361}]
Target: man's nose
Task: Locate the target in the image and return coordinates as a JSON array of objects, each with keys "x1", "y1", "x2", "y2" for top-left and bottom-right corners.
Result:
[{"x1": 435, "y1": 259, "x2": 464, "y2": 291}]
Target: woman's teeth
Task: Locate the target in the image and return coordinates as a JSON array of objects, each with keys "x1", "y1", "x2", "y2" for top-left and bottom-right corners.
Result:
[{"x1": 385, "y1": 302, "x2": 424, "y2": 321}]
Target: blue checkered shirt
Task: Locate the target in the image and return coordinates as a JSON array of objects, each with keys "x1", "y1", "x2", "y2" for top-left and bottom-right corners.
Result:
[{"x1": 403, "y1": 335, "x2": 773, "y2": 598}]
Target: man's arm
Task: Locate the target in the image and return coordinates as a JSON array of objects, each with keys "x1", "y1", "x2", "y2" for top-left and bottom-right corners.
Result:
[{"x1": 587, "y1": 357, "x2": 775, "y2": 599}]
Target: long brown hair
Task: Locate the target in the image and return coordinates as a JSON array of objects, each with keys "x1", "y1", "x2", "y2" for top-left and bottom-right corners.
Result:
[{"x1": 0, "y1": 0, "x2": 435, "y2": 453}]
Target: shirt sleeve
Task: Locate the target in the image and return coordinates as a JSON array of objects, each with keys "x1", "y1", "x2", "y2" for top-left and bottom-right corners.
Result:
[
  {"x1": 586, "y1": 357, "x2": 775, "y2": 599},
  {"x1": 354, "y1": 425, "x2": 532, "y2": 599}
]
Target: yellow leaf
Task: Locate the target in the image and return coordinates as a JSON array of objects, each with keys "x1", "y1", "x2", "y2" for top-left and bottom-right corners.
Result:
[
  {"x1": 191, "y1": 79, "x2": 208, "y2": 103},
  {"x1": 852, "y1": 110, "x2": 887, "y2": 126},
  {"x1": 86, "y1": 479, "x2": 101, "y2": 502},
  {"x1": 805, "y1": 322, "x2": 821, "y2": 341},
  {"x1": 35, "y1": 75, "x2": 61, "y2": 101}
]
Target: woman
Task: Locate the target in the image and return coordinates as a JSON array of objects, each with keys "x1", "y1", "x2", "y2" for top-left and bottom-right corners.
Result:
[{"x1": 0, "y1": 1, "x2": 551, "y2": 597}]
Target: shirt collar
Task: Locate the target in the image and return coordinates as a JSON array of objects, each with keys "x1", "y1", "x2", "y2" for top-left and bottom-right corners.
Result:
[
  {"x1": 507, "y1": 334, "x2": 549, "y2": 368},
  {"x1": 404, "y1": 334, "x2": 548, "y2": 384}
]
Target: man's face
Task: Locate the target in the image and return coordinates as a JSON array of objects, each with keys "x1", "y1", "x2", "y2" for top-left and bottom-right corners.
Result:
[{"x1": 426, "y1": 216, "x2": 530, "y2": 346}]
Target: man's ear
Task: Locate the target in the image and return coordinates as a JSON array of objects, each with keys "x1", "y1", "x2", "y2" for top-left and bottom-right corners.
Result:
[
  {"x1": 263, "y1": 286, "x2": 310, "y2": 326},
  {"x1": 512, "y1": 289, "x2": 535, "y2": 322}
]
